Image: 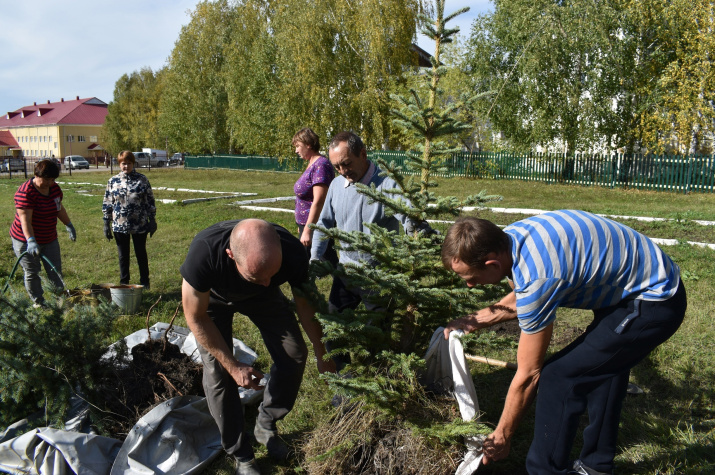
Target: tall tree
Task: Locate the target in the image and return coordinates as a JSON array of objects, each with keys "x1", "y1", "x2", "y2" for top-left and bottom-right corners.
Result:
[
  {"x1": 310, "y1": 0, "x2": 502, "y2": 411},
  {"x1": 465, "y1": 0, "x2": 624, "y2": 153},
  {"x1": 102, "y1": 67, "x2": 165, "y2": 155},
  {"x1": 158, "y1": 0, "x2": 233, "y2": 154},
  {"x1": 223, "y1": 0, "x2": 421, "y2": 157},
  {"x1": 636, "y1": 0, "x2": 715, "y2": 154}
]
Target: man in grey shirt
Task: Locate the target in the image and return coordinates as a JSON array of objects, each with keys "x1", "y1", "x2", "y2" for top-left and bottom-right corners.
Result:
[{"x1": 311, "y1": 131, "x2": 425, "y2": 368}]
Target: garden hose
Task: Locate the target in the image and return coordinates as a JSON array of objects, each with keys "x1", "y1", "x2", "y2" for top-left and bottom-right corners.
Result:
[{"x1": 1, "y1": 250, "x2": 66, "y2": 296}]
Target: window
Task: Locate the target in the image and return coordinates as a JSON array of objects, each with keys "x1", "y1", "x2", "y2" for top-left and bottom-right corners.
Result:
[
  {"x1": 67, "y1": 135, "x2": 73, "y2": 142},
  {"x1": 49, "y1": 135, "x2": 52, "y2": 142},
  {"x1": 90, "y1": 135, "x2": 97, "y2": 142},
  {"x1": 77, "y1": 136, "x2": 86, "y2": 142},
  {"x1": 54, "y1": 142, "x2": 57, "y2": 149}
]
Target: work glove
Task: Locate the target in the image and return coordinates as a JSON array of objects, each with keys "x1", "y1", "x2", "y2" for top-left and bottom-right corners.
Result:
[
  {"x1": 26, "y1": 237, "x2": 40, "y2": 257},
  {"x1": 103, "y1": 219, "x2": 113, "y2": 241},
  {"x1": 66, "y1": 222, "x2": 77, "y2": 241},
  {"x1": 148, "y1": 218, "x2": 157, "y2": 237}
]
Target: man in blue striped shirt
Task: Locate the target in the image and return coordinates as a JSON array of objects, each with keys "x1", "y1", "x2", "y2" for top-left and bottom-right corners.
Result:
[{"x1": 441, "y1": 210, "x2": 686, "y2": 475}]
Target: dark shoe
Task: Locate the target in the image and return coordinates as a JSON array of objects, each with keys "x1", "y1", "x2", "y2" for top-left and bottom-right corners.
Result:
[
  {"x1": 253, "y1": 421, "x2": 290, "y2": 460},
  {"x1": 235, "y1": 458, "x2": 261, "y2": 475},
  {"x1": 569, "y1": 459, "x2": 612, "y2": 475}
]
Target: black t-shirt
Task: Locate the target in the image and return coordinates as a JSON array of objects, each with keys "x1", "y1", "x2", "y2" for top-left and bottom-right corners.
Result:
[{"x1": 180, "y1": 220, "x2": 309, "y2": 301}]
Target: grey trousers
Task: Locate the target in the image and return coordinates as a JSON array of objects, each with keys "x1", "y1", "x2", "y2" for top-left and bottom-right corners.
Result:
[
  {"x1": 197, "y1": 287, "x2": 308, "y2": 460},
  {"x1": 11, "y1": 237, "x2": 64, "y2": 304}
]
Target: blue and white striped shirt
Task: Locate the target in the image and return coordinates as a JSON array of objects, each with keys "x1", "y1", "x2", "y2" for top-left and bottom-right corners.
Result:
[{"x1": 505, "y1": 210, "x2": 681, "y2": 334}]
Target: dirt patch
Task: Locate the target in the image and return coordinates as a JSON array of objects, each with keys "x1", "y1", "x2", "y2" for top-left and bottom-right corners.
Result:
[
  {"x1": 486, "y1": 319, "x2": 584, "y2": 348},
  {"x1": 92, "y1": 338, "x2": 204, "y2": 439},
  {"x1": 490, "y1": 319, "x2": 521, "y2": 339},
  {"x1": 91, "y1": 300, "x2": 204, "y2": 439}
]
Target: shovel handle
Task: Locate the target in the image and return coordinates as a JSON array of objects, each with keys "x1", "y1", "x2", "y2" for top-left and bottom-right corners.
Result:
[{"x1": 465, "y1": 354, "x2": 518, "y2": 371}]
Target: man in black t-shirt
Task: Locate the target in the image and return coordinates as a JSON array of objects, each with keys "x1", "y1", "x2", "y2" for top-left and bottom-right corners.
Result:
[{"x1": 181, "y1": 219, "x2": 335, "y2": 473}]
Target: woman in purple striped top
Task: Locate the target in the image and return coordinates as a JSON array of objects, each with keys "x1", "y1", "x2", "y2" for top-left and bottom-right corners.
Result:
[{"x1": 292, "y1": 128, "x2": 337, "y2": 265}]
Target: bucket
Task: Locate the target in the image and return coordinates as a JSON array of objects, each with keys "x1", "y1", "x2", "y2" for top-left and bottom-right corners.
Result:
[{"x1": 110, "y1": 285, "x2": 144, "y2": 313}]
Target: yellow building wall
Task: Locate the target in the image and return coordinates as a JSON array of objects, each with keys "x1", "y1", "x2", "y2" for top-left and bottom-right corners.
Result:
[
  {"x1": 0, "y1": 124, "x2": 104, "y2": 159},
  {"x1": 57, "y1": 124, "x2": 104, "y2": 158}
]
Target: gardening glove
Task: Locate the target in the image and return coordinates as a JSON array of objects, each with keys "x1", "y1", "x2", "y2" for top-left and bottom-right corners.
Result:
[
  {"x1": 26, "y1": 237, "x2": 40, "y2": 257},
  {"x1": 65, "y1": 222, "x2": 77, "y2": 241},
  {"x1": 103, "y1": 219, "x2": 113, "y2": 241},
  {"x1": 148, "y1": 218, "x2": 157, "y2": 237}
]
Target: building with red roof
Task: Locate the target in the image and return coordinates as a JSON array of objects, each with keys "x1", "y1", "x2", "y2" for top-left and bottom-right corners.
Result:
[
  {"x1": 0, "y1": 130, "x2": 20, "y2": 156},
  {"x1": 1, "y1": 96, "x2": 108, "y2": 162}
]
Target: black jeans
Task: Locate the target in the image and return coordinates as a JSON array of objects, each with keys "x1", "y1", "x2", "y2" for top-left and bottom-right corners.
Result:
[
  {"x1": 525, "y1": 282, "x2": 687, "y2": 474},
  {"x1": 197, "y1": 287, "x2": 308, "y2": 460},
  {"x1": 114, "y1": 232, "x2": 149, "y2": 286}
]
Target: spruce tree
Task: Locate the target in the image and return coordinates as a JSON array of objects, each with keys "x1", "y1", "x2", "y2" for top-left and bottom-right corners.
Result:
[
  {"x1": 310, "y1": 0, "x2": 504, "y2": 411},
  {"x1": 0, "y1": 285, "x2": 120, "y2": 429}
]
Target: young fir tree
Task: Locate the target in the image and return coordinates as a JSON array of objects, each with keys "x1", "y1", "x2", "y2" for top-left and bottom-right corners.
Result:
[
  {"x1": 0, "y1": 284, "x2": 121, "y2": 429},
  {"x1": 310, "y1": 0, "x2": 504, "y2": 411}
]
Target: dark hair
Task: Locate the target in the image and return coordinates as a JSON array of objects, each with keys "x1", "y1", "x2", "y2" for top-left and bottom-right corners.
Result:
[
  {"x1": 35, "y1": 159, "x2": 60, "y2": 179},
  {"x1": 292, "y1": 128, "x2": 320, "y2": 152},
  {"x1": 328, "y1": 131, "x2": 365, "y2": 158},
  {"x1": 441, "y1": 217, "x2": 510, "y2": 269},
  {"x1": 118, "y1": 150, "x2": 136, "y2": 164}
]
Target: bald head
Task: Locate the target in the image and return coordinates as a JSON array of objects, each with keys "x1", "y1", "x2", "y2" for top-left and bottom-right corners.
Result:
[{"x1": 227, "y1": 219, "x2": 282, "y2": 286}]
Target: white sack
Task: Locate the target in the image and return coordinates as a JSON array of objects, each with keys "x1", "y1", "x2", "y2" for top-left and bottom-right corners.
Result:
[{"x1": 424, "y1": 327, "x2": 484, "y2": 475}]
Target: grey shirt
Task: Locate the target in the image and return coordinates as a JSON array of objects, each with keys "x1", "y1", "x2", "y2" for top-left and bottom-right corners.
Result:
[{"x1": 311, "y1": 160, "x2": 420, "y2": 265}]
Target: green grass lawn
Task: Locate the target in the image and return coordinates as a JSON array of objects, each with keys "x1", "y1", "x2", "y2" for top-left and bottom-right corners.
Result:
[{"x1": 1, "y1": 169, "x2": 713, "y2": 474}]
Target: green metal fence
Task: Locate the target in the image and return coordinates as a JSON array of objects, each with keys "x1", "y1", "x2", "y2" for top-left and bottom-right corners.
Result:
[{"x1": 186, "y1": 151, "x2": 715, "y2": 193}]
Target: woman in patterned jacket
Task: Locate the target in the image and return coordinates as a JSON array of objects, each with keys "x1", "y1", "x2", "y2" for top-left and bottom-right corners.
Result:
[{"x1": 102, "y1": 150, "x2": 156, "y2": 289}]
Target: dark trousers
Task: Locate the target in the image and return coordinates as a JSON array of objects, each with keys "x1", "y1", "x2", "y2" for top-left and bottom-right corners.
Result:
[
  {"x1": 197, "y1": 287, "x2": 308, "y2": 460},
  {"x1": 326, "y1": 273, "x2": 385, "y2": 371},
  {"x1": 298, "y1": 224, "x2": 338, "y2": 268},
  {"x1": 114, "y1": 232, "x2": 149, "y2": 286},
  {"x1": 525, "y1": 282, "x2": 687, "y2": 474}
]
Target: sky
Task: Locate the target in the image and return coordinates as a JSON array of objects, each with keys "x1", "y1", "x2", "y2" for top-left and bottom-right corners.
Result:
[{"x1": 0, "y1": 0, "x2": 491, "y2": 114}]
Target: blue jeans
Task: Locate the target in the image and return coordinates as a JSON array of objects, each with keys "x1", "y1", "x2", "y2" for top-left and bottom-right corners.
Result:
[
  {"x1": 525, "y1": 282, "x2": 687, "y2": 474},
  {"x1": 11, "y1": 237, "x2": 64, "y2": 304}
]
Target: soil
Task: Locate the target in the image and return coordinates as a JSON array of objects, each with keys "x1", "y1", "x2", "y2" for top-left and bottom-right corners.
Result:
[
  {"x1": 490, "y1": 319, "x2": 522, "y2": 339},
  {"x1": 488, "y1": 318, "x2": 585, "y2": 347},
  {"x1": 94, "y1": 338, "x2": 204, "y2": 439}
]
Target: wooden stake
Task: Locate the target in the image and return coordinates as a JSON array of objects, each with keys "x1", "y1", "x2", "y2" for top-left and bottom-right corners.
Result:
[{"x1": 465, "y1": 354, "x2": 518, "y2": 371}]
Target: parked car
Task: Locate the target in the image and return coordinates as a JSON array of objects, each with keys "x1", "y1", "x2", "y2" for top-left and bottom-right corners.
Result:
[
  {"x1": 1, "y1": 158, "x2": 24, "y2": 172},
  {"x1": 65, "y1": 155, "x2": 90, "y2": 170},
  {"x1": 134, "y1": 151, "x2": 166, "y2": 168},
  {"x1": 170, "y1": 153, "x2": 185, "y2": 165}
]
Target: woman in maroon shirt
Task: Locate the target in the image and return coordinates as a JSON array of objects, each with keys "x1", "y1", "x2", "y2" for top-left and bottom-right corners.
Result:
[{"x1": 10, "y1": 159, "x2": 76, "y2": 305}]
